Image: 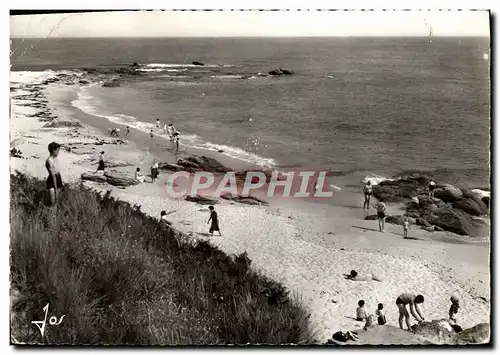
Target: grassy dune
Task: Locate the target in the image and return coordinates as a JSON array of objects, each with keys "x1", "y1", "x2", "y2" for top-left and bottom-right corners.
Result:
[{"x1": 10, "y1": 173, "x2": 313, "y2": 345}]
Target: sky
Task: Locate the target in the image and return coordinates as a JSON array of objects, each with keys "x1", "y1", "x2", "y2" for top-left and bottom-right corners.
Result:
[{"x1": 10, "y1": 10, "x2": 490, "y2": 38}]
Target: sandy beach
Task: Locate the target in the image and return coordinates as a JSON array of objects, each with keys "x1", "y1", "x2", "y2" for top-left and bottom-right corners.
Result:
[{"x1": 10, "y1": 73, "x2": 490, "y2": 343}]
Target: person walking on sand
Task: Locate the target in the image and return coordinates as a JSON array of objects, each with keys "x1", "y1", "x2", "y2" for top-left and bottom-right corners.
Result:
[
  {"x1": 363, "y1": 181, "x2": 373, "y2": 209},
  {"x1": 156, "y1": 119, "x2": 161, "y2": 129},
  {"x1": 150, "y1": 161, "x2": 159, "y2": 183},
  {"x1": 207, "y1": 205, "x2": 222, "y2": 236},
  {"x1": 428, "y1": 180, "x2": 436, "y2": 198},
  {"x1": 375, "y1": 199, "x2": 387, "y2": 232},
  {"x1": 396, "y1": 293, "x2": 425, "y2": 331},
  {"x1": 45, "y1": 142, "x2": 63, "y2": 206},
  {"x1": 403, "y1": 214, "x2": 411, "y2": 239},
  {"x1": 95, "y1": 151, "x2": 105, "y2": 175}
]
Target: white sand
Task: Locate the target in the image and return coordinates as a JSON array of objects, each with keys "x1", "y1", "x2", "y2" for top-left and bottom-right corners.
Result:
[{"x1": 10, "y1": 77, "x2": 490, "y2": 343}]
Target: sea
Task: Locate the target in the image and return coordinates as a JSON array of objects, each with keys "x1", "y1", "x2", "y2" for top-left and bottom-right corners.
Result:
[{"x1": 10, "y1": 37, "x2": 491, "y2": 190}]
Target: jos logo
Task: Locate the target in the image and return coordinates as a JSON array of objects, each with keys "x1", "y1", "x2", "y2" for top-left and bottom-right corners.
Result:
[{"x1": 31, "y1": 303, "x2": 66, "y2": 338}]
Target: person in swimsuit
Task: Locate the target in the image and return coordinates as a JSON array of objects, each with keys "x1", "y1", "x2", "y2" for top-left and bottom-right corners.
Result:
[
  {"x1": 135, "y1": 167, "x2": 145, "y2": 183},
  {"x1": 375, "y1": 199, "x2": 387, "y2": 232},
  {"x1": 395, "y1": 293, "x2": 425, "y2": 331},
  {"x1": 207, "y1": 205, "x2": 221, "y2": 236},
  {"x1": 363, "y1": 181, "x2": 373, "y2": 209},
  {"x1": 150, "y1": 161, "x2": 159, "y2": 183},
  {"x1": 45, "y1": 142, "x2": 62, "y2": 206},
  {"x1": 356, "y1": 300, "x2": 367, "y2": 321},
  {"x1": 173, "y1": 131, "x2": 180, "y2": 153},
  {"x1": 167, "y1": 124, "x2": 176, "y2": 141},
  {"x1": 403, "y1": 214, "x2": 410, "y2": 239},
  {"x1": 95, "y1": 151, "x2": 105, "y2": 174},
  {"x1": 428, "y1": 180, "x2": 436, "y2": 198}
]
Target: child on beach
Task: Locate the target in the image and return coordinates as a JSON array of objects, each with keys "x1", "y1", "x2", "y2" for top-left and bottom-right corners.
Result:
[
  {"x1": 207, "y1": 205, "x2": 221, "y2": 236},
  {"x1": 363, "y1": 181, "x2": 373, "y2": 209},
  {"x1": 396, "y1": 293, "x2": 425, "y2": 331},
  {"x1": 449, "y1": 295, "x2": 460, "y2": 323},
  {"x1": 45, "y1": 142, "x2": 62, "y2": 206},
  {"x1": 375, "y1": 199, "x2": 387, "y2": 232},
  {"x1": 150, "y1": 161, "x2": 159, "y2": 183},
  {"x1": 135, "y1": 167, "x2": 145, "y2": 183},
  {"x1": 403, "y1": 214, "x2": 410, "y2": 239},
  {"x1": 356, "y1": 300, "x2": 367, "y2": 321},
  {"x1": 95, "y1": 151, "x2": 105, "y2": 174},
  {"x1": 376, "y1": 303, "x2": 387, "y2": 325}
]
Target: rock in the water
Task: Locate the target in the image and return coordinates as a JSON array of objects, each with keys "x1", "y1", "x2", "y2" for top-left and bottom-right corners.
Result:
[
  {"x1": 43, "y1": 121, "x2": 82, "y2": 128},
  {"x1": 81, "y1": 172, "x2": 107, "y2": 183},
  {"x1": 433, "y1": 184, "x2": 463, "y2": 203},
  {"x1": 452, "y1": 197, "x2": 488, "y2": 216},
  {"x1": 185, "y1": 195, "x2": 218, "y2": 205},
  {"x1": 268, "y1": 68, "x2": 295, "y2": 76},
  {"x1": 192, "y1": 60, "x2": 204, "y2": 66},
  {"x1": 104, "y1": 172, "x2": 139, "y2": 187},
  {"x1": 385, "y1": 215, "x2": 404, "y2": 225},
  {"x1": 456, "y1": 323, "x2": 490, "y2": 344}
]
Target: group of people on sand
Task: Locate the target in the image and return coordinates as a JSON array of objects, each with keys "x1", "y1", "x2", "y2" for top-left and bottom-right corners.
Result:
[
  {"x1": 134, "y1": 161, "x2": 159, "y2": 184},
  {"x1": 362, "y1": 181, "x2": 416, "y2": 238},
  {"x1": 151, "y1": 120, "x2": 180, "y2": 152},
  {"x1": 108, "y1": 127, "x2": 121, "y2": 137}
]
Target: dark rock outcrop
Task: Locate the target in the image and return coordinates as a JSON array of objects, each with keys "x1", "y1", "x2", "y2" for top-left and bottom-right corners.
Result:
[
  {"x1": 452, "y1": 197, "x2": 488, "y2": 216},
  {"x1": 364, "y1": 215, "x2": 378, "y2": 221},
  {"x1": 268, "y1": 68, "x2": 295, "y2": 76},
  {"x1": 185, "y1": 195, "x2": 218, "y2": 205},
  {"x1": 372, "y1": 176, "x2": 429, "y2": 203},
  {"x1": 385, "y1": 215, "x2": 404, "y2": 226},
  {"x1": 43, "y1": 121, "x2": 82, "y2": 128},
  {"x1": 102, "y1": 79, "x2": 121, "y2": 88},
  {"x1": 433, "y1": 184, "x2": 463, "y2": 203},
  {"x1": 426, "y1": 207, "x2": 476, "y2": 236},
  {"x1": 455, "y1": 323, "x2": 490, "y2": 344},
  {"x1": 158, "y1": 163, "x2": 186, "y2": 171},
  {"x1": 81, "y1": 172, "x2": 107, "y2": 184},
  {"x1": 220, "y1": 193, "x2": 268, "y2": 206},
  {"x1": 172, "y1": 155, "x2": 231, "y2": 173},
  {"x1": 104, "y1": 172, "x2": 139, "y2": 187},
  {"x1": 192, "y1": 61, "x2": 205, "y2": 66}
]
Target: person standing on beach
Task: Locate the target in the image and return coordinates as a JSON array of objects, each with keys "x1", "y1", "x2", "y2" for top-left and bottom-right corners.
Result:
[
  {"x1": 449, "y1": 296, "x2": 460, "y2": 323},
  {"x1": 45, "y1": 142, "x2": 63, "y2": 206},
  {"x1": 363, "y1": 181, "x2": 373, "y2": 209},
  {"x1": 163, "y1": 122, "x2": 168, "y2": 134},
  {"x1": 150, "y1": 161, "x2": 159, "y2": 183},
  {"x1": 156, "y1": 119, "x2": 161, "y2": 129},
  {"x1": 375, "y1": 199, "x2": 387, "y2": 232},
  {"x1": 403, "y1": 214, "x2": 411, "y2": 239},
  {"x1": 428, "y1": 180, "x2": 436, "y2": 198},
  {"x1": 150, "y1": 129, "x2": 154, "y2": 139},
  {"x1": 207, "y1": 205, "x2": 221, "y2": 236},
  {"x1": 396, "y1": 293, "x2": 425, "y2": 331},
  {"x1": 126, "y1": 126, "x2": 130, "y2": 135},
  {"x1": 95, "y1": 151, "x2": 105, "y2": 174},
  {"x1": 173, "y1": 131, "x2": 180, "y2": 153}
]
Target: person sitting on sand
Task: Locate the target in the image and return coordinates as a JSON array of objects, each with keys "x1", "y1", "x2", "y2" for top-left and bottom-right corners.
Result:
[
  {"x1": 207, "y1": 205, "x2": 221, "y2": 236},
  {"x1": 449, "y1": 295, "x2": 460, "y2": 323},
  {"x1": 45, "y1": 142, "x2": 63, "y2": 206},
  {"x1": 403, "y1": 214, "x2": 411, "y2": 239},
  {"x1": 428, "y1": 180, "x2": 436, "y2": 198},
  {"x1": 363, "y1": 181, "x2": 373, "y2": 209},
  {"x1": 150, "y1": 161, "x2": 159, "y2": 183},
  {"x1": 95, "y1": 151, "x2": 105, "y2": 174},
  {"x1": 344, "y1": 270, "x2": 382, "y2": 282},
  {"x1": 356, "y1": 300, "x2": 367, "y2": 321},
  {"x1": 375, "y1": 199, "x2": 387, "y2": 232},
  {"x1": 396, "y1": 293, "x2": 425, "y2": 331},
  {"x1": 376, "y1": 303, "x2": 387, "y2": 325},
  {"x1": 160, "y1": 210, "x2": 172, "y2": 226},
  {"x1": 135, "y1": 167, "x2": 145, "y2": 183}
]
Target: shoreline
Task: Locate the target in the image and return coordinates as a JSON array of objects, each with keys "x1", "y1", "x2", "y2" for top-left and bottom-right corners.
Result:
[{"x1": 10, "y1": 70, "x2": 490, "y2": 343}]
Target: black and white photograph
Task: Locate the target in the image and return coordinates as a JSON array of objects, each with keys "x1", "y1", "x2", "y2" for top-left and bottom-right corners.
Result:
[{"x1": 9, "y1": 8, "x2": 491, "y2": 346}]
